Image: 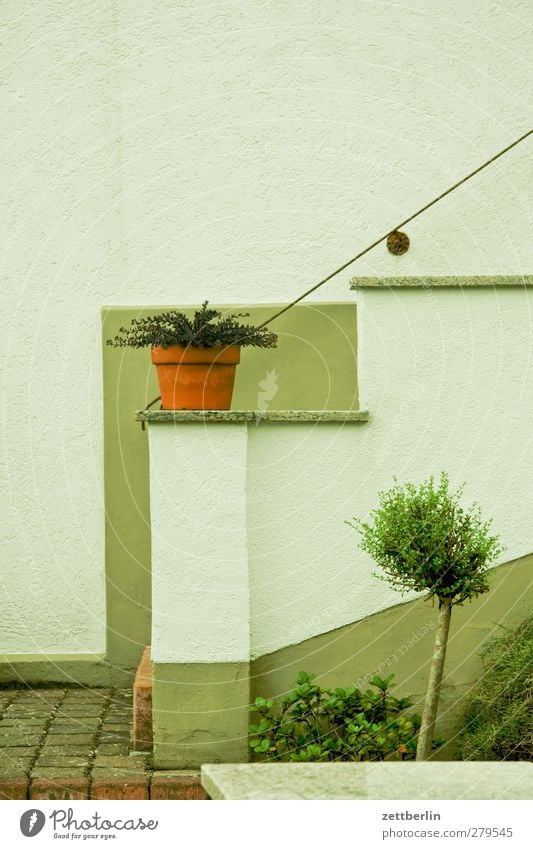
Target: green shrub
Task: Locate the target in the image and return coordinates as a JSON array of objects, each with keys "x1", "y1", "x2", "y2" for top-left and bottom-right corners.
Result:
[
  {"x1": 249, "y1": 672, "x2": 444, "y2": 762},
  {"x1": 456, "y1": 616, "x2": 533, "y2": 761}
]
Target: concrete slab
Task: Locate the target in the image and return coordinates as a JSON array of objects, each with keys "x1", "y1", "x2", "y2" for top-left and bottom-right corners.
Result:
[{"x1": 201, "y1": 762, "x2": 533, "y2": 800}]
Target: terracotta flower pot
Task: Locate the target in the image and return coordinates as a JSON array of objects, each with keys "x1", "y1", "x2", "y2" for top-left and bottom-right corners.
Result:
[{"x1": 151, "y1": 345, "x2": 241, "y2": 410}]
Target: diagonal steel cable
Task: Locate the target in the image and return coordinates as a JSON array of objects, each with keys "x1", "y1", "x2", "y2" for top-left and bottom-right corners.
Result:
[
  {"x1": 257, "y1": 128, "x2": 532, "y2": 328},
  {"x1": 141, "y1": 128, "x2": 531, "y2": 414}
]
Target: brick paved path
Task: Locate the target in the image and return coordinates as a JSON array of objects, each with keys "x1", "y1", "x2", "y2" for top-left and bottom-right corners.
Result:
[{"x1": 0, "y1": 688, "x2": 205, "y2": 800}]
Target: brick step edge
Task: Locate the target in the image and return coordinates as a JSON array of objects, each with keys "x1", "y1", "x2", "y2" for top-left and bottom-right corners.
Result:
[
  {"x1": 133, "y1": 646, "x2": 153, "y2": 752},
  {"x1": 1, "y1": 771, "x2": 207, "y2": 801},
  {"x1": 151, "y1": 771, "x2": 207, "y2": 800}
]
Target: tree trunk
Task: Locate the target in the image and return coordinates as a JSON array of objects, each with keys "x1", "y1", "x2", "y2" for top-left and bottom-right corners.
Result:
[{"x1": 416, "y1": 598, "x2": 453, "y2": 761}]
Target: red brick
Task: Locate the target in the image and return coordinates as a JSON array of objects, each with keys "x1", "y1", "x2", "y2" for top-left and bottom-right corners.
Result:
[
  {"x1": 110, "y1": 690, "x2": 133, "y2": 704},
  {"x1": 0, "y1": 746, "x2": 38, "y2": 768},
  {"x1": 62, "y1": 690, "x2": 111, "y2": 703},
  {"x1": 0, "y1": 774, "x2": 29, "y2": 799},
  {"x1": 98, "y1": 732, "x2": 130, "y2": 744},
  {"x1": 56, "y1": 705, "x2": 104, "y2": 717},
  {"x1": 43, "y1": 733, "x2": 95, "y2": 746},
  {"x1": 93, "y1": 755, "x2": 149, "y2": 769},
  {"x1": 95, "y1": 743, "x2": 130, "y2": 756},
  {"x1": 5, "y1": 705, "x2": 53, "y2": 715},
  {"x1": 35, "y1": 753, "x2": 91, "y2": 768},
  {"x1": 39, "y1": 743, "x2": 92, "y2": 758},
  {"x1": 91, "y1": 769, "x2": 149, "y2": 800},
  {"x1": 150, "y1": 771, "x2": 207, "y2": 800},
  {"x1": 0, "y1": 733, "x2": 44, "y2": 747},
  {"x1": 133, "y1": 646, "x2": 152, "y2": 752},
  {"x1": 30, "y1": 770, "x2": 89, "y2": 800},
  {"x1": 47, "y1": 720, "x2": 100, "y2": 733}
]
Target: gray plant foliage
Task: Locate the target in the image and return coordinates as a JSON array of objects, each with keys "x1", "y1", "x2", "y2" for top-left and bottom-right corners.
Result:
[{"x1": 107, "y1": 301, "x2": 278, "y2": 349}]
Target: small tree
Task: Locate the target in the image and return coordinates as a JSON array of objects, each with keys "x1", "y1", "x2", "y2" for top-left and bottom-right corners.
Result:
[{"x1": 348, "y1": 473, "x2": 503, "y2": 760}]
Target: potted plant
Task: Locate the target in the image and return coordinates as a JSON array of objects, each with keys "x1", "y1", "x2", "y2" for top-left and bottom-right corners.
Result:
[
  {"x1": 107, "y1": 301, "x2": 277, "y2": 410},
  {"x1": 348, "y1": 473, "x2": 503, "y2": 760}
]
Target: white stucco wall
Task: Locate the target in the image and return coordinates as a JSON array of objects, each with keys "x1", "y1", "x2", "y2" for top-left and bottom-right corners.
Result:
[
  {"x1": 0, "y1": 3, "x2": 117, "y2": 654},
  {"x1": 149, "y1": 283, "x2": 533, "y2": 662},
  {"x1": 149, "y1": 424, "x2": 250, "y2": 663},
  {"x1": 1, "y1": 1, "x2": 531, "y2": 654},
  {"x1": 250, "y1": 283, "x2": 533, "y2": 656}
]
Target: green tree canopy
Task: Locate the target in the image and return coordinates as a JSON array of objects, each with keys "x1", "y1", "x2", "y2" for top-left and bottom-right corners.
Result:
[{"x1": 348, "y1": 472, "x2": 503, "y2": 604}]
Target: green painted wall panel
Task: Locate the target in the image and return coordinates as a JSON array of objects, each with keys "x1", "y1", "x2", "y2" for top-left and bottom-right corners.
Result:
[
  {"x1": 102, "y1": 310, "x2": 157, "y2": 680},
  {"x1": 0, "y1": 659, "x2": 121, "y2": 688},
  {"x1": 251, "y1": 555, "x2": 533, "y2": 759},
  {"x1": 1, "y1": 302, "x2": 358, "y2": 686},
  {"x1": 101, "y1": 302, "x2": 358, "y2": 680},
  {"x1": 150, "y1": 556, "x2": 531, "y2": 766}
]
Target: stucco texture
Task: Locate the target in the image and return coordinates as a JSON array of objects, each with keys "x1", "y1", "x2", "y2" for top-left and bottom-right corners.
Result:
[
  {"x1": 102, "y1": 302, "x2": 358, "y2": 674},
  {"x1": 149, "y1": 424, "x2": 250, "y2": 664},
  {"x1": 147, "y1": 283, "x2": 533, "y2": 661},
  {"x1": 251, "y1": 555, "x2": 533, "y2": 758},
  {"x1": 1, "y1": 1, "x2": 532, "y2": 657},
  {"x1": 249, "y1": 284, "x2": 533, "y2": 656}
]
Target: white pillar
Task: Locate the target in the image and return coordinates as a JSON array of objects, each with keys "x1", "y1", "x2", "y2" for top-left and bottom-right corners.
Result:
[
  {"x1": 148, "y1": 421, "x2": 250, "y2": 767},
  {"x1": 149, "y1": 422, "x2": 249, "y2": 664}
]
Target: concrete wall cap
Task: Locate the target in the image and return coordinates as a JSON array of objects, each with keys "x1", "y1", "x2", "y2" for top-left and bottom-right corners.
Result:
[{"x1": 350, "y1": 275, "x2": 533, "y2": 289}]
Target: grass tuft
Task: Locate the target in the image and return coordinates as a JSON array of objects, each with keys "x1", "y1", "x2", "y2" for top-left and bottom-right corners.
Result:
[{"x1": 456, "y1": 615, "x2": 533, "y2": 760}]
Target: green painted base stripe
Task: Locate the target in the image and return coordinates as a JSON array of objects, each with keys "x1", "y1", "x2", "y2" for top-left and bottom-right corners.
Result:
[
  {"x1": 0, "y1": 653, "x2": 105, "y2": 663},
  {"x1": 152, "y1": 662, "x2": 250, "y2": 769},
  {"x1": 0, "y1": 661, "x2": 135, "y2": 688}
]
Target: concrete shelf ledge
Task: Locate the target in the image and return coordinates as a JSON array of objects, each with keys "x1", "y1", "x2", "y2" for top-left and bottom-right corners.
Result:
[
  {"x1": 351, "y1": 275, "x2": 533, "y2": 289},
  {"x1": 136, "y1": 409, "x2": 369, "y2": 424},
  {"x1": 201, "y1": 762, "x2": 533, "y2": 801}
]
